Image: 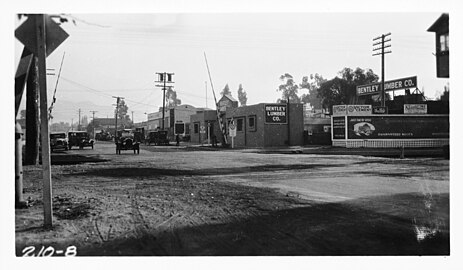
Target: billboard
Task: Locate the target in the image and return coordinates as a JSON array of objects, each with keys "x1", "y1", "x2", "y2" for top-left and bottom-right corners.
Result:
[
  {"x1": 404, "y1": 104, "x2": 427, "y2": 114},
  {"x1": 332, "y1": 105, "x2": 347, "y2": 116},
  {"x1": 265, "y1": 104, "x2": 287, "y2": 124},
  {"x1": 332, "y1": 116, "x2": 346, "y2": 139},
  {"x1": 356, "y1": 76, "x2": 418, "y2": 96},
  {"x1": 347, "y1": 115, "x2": 449, "y2": 139}
]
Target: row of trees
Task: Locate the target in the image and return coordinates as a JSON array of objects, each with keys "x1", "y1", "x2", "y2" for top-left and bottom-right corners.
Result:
[
  {"x1": 220, "y1": 83, "x2": 248, "y2": 106},
  {"x1": 276, "y1": 67, "x2": 380, "y2": 111}
]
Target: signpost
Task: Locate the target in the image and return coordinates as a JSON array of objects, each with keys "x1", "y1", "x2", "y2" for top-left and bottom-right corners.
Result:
[
  {"x1": 229, "y1": 122, "x2": 236, "y2": 148},
  {"x1": 356, "y1": 76, "x2": 418, "y2": 96},
  {"x1": 15, "y1": 14, "x2": 69, "y2": 227}
]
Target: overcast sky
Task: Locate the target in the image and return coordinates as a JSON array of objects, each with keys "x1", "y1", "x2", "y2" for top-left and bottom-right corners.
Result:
[{"x1": 9, "y1": 1, "x2": 456, "y2": 125}]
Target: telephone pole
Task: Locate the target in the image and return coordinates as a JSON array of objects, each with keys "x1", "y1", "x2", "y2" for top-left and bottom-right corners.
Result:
[
  {"x1": 155, "y1": 72, "x2": 174, "y2": 130},
  {"x1": 112, "y1": 96, "x2": 124, "y2": 140},
  {"x1": 131, "y1": 111, "x2": 134, "y2": 126},
  {"x1": 90, "y1": 110, "x2": 97, "y2": 139},
  {"x1": 373, "y1": 32, "x2": 392, "y2": 107},
  {"x1": 78, "y1": 108, "x2": 81, "y2": 131}
]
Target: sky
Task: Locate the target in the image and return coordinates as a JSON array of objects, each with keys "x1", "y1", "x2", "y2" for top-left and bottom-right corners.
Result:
[{"x1": 11, "y1": 9, "x2": 452, "y2": 124}]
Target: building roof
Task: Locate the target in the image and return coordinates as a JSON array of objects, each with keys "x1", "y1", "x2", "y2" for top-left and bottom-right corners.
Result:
[
  {"x1": 427, "y1": 13, "x2": 449, "y2": 32},
  {"x1": 222, "y1": 94, "x2": 237, "y2": 102}
]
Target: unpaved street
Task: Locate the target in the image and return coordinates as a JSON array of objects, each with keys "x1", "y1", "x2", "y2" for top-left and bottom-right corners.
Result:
[{"x1": 15, "y1": 142, "x2": 449, "y2": 256}]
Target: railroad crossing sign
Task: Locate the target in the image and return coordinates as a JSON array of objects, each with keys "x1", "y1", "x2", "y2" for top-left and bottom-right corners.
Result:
[
  {"x1": 200, "y1": 125, "x2": 206, "y2": 133},
  {"x1": 15, "y1": 15, "x2": 69, "y2": 57}
]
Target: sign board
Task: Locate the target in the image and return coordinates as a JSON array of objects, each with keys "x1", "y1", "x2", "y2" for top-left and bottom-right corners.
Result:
[
  {"x1": 264, "y1": 104, "x2": 287, "y2": 124},
  {"x1": 200, "y1": 125, "x2": 206, "y2": 133},
  {"x1": 15, "y1": 15, "x2": 69, "y2": 57},
  {"x1": 347, "y1": 105, "x2": 372, "y2": 116},
  {"x1": 229, "y1": 123, "x2": 236, "y2": 137},
  {"x1": 356, "y1": 76, "x2": 418, "y2": 96},
  {"x1": 372, "y1": 106, "x2": 388, "y2": 114},
  {"x1": 404, "y1": 104, "x2": 427, "y2": 114},
  {"x1": 332, "y1": 105, "x2": 347, "y2": 116},
  {"x1": 332, "y1": 116, "x2": 346, "y2": 140},
  {"x1": 347, "y1": 115, "x2": 449, "y2": 139}
]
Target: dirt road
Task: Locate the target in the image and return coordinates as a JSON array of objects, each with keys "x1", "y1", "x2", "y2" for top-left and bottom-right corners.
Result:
[{"x1": 15, "y1": 141, "x2": 449, "y2": 256}]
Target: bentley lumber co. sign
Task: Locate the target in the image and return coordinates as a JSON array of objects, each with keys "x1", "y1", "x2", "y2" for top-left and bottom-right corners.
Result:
[
  {"x1": 265, "y1": 104, "x2": 287, "y2": 124},
  {"x1": 356, "y1": 76, "x2": 418, "y2": 96}
]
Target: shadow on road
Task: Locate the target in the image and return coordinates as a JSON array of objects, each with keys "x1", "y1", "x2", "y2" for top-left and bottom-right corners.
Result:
[
  {"x1": 77, "y1": 192, "x2": 449, "y2": 256},
  {"x1": 66, "y1": 164, "x2": 345, "y2": 177}
]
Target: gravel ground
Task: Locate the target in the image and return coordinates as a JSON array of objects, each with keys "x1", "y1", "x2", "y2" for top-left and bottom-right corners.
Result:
[{"x1": 15, "y1": 142, "x2": 449, "y2": 256}]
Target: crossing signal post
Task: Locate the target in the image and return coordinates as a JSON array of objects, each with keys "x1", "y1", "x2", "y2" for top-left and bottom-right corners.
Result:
[{"x1": 373, "y1": 33, "x2": 392, "y2": 107}]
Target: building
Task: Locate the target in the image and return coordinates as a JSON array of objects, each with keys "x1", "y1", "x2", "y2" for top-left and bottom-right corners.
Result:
[
  {"x1": 218, "y1": 94, "x2": 239, "y2": 113},
  {"x1": 224, "y1": 102, "x2": 304, "y2": 148},
  {"x1": 146, "y1": 104, "x2": 202, "y2": 139},
  {"x1": 189, "y1": 109, "x2": 221, "y2": 144},
  {"x1": 428, "y1": 13, "x2": 449, "y2": 78}
]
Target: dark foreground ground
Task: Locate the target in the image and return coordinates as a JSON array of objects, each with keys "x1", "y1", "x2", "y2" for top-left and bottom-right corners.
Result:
[{"x1": 15, "y1": 143, "x2": 449, "y2": 256}]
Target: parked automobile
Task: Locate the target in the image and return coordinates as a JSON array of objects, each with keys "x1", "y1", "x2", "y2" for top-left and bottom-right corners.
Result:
[
  {"x1": 146, "y1": 130, "x2": 170, "y2": 146},
  {"x1": 50, "y1": 132, "x2": 68, "y2": 151},
  {"x1": 95, "y1": 130, "x2": 112, "y2": 141},
  {"x1": 115, "y1": 129, "x2": 140, "y2": 154},
  {"x1": 68, "y1": 131, "x2": 94, "y2": 150}
]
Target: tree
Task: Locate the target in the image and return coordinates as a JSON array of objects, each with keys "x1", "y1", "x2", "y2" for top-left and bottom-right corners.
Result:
[
  {"x1": 299, "y1": 73, "x2": 327, "y2": 110},
  {"x1": 221, "y1": 84, "x2": 232, "y2": 96},
  {"x1": 317, "y1": 67, "x2": 379, "y2": 112},
  {"x1": 166, "y1": 87, "x2": 182, "y2": 107},
  {"x1": 237, "y1": 84, "x2": 247, "y2": 106},
  {"x1": 276, "y1": 73, "x2": 301, "y2": 103},
  {"x1": 115, "y1": 99, "x2": 131, "y2": 128}
]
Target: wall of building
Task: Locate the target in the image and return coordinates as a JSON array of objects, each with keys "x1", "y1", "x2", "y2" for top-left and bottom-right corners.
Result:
[
  {"x1": 190, "y1": 110, "x2": 221, "y2": 144},
  {"x1": 226, "y1": 103, "x2": 304, "y2": 148},
  {"x1": 263, "y1": 103, "x2": 304, "y2": 147}
]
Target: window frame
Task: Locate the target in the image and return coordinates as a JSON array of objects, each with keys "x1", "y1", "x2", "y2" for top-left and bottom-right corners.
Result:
[{"x1": 248, "y1": 115, "x2": 257, "y2": 132}]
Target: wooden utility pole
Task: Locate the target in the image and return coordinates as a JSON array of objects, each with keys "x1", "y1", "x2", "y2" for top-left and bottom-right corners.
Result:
[
  {"x1": 113, "y1": 96, "x2": 124, "y2": 139},
  {"x1": 78, "y1": 108, "x2": 81, "y2": 131},
  {"x1": 155, "y1": 72, "x2": 174, "y2": 130},
  {"x1": 35, "y1": 14, "x2": 53, "y2": 227},
  {"x1": 373, "y1": 33, "x2": 392, "y2": 107},
  {"x1": 90, "y1": 110, "x2": 97, "y2": 139}
]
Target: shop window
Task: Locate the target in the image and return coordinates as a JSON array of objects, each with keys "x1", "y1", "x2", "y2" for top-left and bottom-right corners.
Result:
[
  {"x1": 194, "y1": 123, "x2": 199, "y2": 134},
  {"x1": 248, "y1": 115, "x2": 256, "y2": 131},
  {"x1": 237, "y1": 118, "x2": 244, "y2": 132}
]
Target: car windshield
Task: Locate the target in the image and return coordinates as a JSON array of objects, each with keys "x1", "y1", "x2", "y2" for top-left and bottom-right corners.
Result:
[{"x1": 51, "y1": 133, "x2": 66, "y2": 139}]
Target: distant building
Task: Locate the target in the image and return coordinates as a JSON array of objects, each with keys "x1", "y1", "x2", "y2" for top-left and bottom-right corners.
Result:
[
  {"x1": 428, "y1": 13, "x2": 449, "y2": 78},
  {"x1": 218, "y1": 94, "x2": 239, "y2": 114},
  {"x1": 146, "y1": 104, "x2": 201, "y2": 139}
]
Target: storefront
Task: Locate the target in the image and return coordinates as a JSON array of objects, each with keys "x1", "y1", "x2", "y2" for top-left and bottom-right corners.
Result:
[{"x1": 224, "y1": 103, "x2": 304, "y2": 148}]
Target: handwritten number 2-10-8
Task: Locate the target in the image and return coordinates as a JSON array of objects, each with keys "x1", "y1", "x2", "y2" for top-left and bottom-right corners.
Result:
[{"x1": 22, "y1": 246, "x2": 77, "y2": 257}]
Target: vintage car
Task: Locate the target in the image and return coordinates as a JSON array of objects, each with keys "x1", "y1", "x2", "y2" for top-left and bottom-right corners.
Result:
[
  {"x1": 95, "y1": 130, "x2": 112, "y2": 141},
  {"x1": 68, "y1": 131, "x2": 94, "y2": 150},
  {"x1": 146, "y1": 130, "x2": 170, "y2": 146},
  {"x1": 116, "y1": 129, "x2": 140, "y2": 154},
  {"x1": 50, "y1": 132, "x2": 68, "y2": 151}
]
